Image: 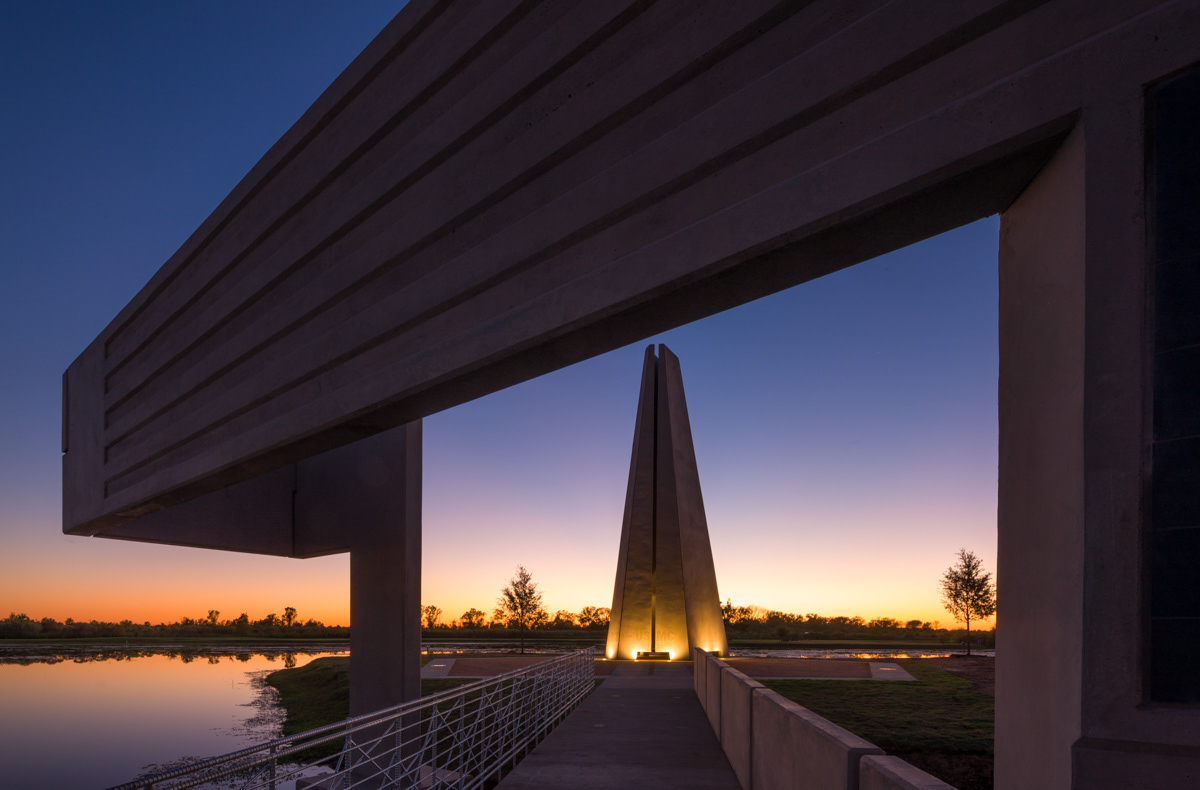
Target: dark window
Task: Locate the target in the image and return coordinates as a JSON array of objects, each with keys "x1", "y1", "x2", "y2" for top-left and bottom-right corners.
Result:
[{"x1": 1150, "y1": 64, "x2": 1200, "y2": 703}]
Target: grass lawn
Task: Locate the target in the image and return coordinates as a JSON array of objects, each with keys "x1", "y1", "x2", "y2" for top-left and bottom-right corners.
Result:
[
  {"x1": 266, "y1": 656, "x2": 476, "y2": 736},
  {"x1": 762, "y1": 660, "x2": 993, "y2": 790}
]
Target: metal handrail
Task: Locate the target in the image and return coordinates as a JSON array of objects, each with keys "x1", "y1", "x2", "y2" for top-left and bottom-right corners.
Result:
[{"x1": 104, "y1": 648, "x2": 595, "y2": 790}]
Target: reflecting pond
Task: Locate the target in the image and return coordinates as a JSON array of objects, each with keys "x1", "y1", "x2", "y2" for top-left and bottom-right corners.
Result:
[{"x1": 0, "y1": 645, "x2": 347, "y2": 790}]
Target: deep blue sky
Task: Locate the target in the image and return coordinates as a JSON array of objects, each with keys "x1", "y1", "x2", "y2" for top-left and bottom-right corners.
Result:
[{"x1": 0, "y1": 3, "x2": 998, "y2": 626}]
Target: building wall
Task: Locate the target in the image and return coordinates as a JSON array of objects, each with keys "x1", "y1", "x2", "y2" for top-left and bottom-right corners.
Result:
[{"x1": 996, "y1": 126, "x2": 1086, "y2": 790}]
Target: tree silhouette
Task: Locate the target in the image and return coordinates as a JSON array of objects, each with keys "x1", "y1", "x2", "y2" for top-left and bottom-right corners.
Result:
[
  {"x1": 282, "y1": 607, "x2": 297, "y2": 627},
  {"x1": 422, "y1": 605, "x2": 442, "y2": 629},
  {"x1": 550, "y1": 610, "x2": 576, "y2": 628},
  {"x1": 460, "y1": 608, "x2": 486, "y2": 628},
  {"x1": 940, "y1": 548, "x2": 996, "y2": 655},
  {"x1": 577, "y1": 606, "x2": 610, "y2": 629},
  {"x1": 494, "y1": 566, "x2": 547, "y2": 653}
]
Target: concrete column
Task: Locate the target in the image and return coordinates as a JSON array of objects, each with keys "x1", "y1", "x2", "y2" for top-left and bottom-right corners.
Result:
[
  {"x1": 294, "y1": 422, "x2": 422, "y2": 715},
  {"x1": 995, "y1": 127, "x2": 1086, "y2": 790},
  {"x1": 348, "y1": 424, "x2": 422, "y2": 716},
  {"x1": 998, "y1": 89, "x2": 1200, "y2": 786}
]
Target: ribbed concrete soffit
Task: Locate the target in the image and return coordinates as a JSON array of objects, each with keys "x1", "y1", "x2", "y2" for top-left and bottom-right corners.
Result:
[{"x1": 62, "y1": 0, "x2": 1192, "y2": 535}]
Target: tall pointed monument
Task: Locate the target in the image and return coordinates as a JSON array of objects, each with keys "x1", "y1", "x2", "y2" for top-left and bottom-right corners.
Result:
[{"x1": 606, "y1": 345, "x2": 728, "y2": 661}]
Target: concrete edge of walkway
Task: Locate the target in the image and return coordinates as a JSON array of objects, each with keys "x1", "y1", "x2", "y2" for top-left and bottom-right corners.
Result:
[
  {"x1": 867, "y1": 662, "x2": 917, "y2": 681},
  {"x1": 421, "y1": 657, "x2": 455, "y2": 678}
]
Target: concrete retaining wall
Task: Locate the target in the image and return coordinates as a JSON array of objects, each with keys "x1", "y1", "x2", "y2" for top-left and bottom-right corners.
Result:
[
  {"x1": 693, "y1": 653, "x2": 965, "y2": 790},
  {"x1": 705, "y1": 650, "x2": 723, "y2": 734},
  {"x1": 751, "y1": 687, "x2": 882, "y2": 790},
  {"x1": 720, "y1": 663, "x2": 763, "y2": 790},
  {"x1": 860, "y1": 756, "x2": 957, "y2": 790}
]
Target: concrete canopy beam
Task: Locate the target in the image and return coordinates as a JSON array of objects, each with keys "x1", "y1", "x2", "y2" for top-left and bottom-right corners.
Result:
[{"x1": 64, "y1": 1, "x2": 1200, "y2": 539}]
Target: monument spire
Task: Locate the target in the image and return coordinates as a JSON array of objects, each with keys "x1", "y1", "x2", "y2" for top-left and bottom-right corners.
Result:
[{"x1": 606, "y1": 345, "x2": 728, "y2": 660}]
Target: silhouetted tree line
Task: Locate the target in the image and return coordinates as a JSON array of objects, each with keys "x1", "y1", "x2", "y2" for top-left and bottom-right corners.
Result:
[
  {"x1": 4, "y1": 604, "x2": 993, "y2": 646},
  {"x1": 418, "y1": 600, "x2": 991, "y2": 646},
  {"x1": 3, "y1": 648, "x2": 313, "y2": 667},
  {"x1": 719, "y1": 600, "x2": 994, "y2": 645},
  {"x1": 420, "y1": 603, "x2": 612, "y2": 632},
  {"x1": 0, "y1": 610, "x2": 349, "y2": 640}
]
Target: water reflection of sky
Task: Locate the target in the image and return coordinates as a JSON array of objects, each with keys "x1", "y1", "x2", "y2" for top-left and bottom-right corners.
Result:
[{"x1": 0, "y1": 649, "x2": 345, "y2": 790}]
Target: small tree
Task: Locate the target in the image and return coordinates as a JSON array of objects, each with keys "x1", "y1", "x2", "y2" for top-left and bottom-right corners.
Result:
[
  {"x1": 460, "y1": 608, "x2": 487, "y2": 628},
  {"x1": 282, "y1": 606, "x2": 297, "y2": 628},
  {"x1": 577, "y1": 606, "x2": 608, "y2": 629},
  {"x1": 422, "y1": 605, "x2": 442, "y2": 629},
  {"x1": 550, "y1": 610, "x2": 576, "y2": 629},
  {"x1": 940, "y1": 548, "x2": 996, "y2": 655},
  {"x1": 494, "y1": 565, "x2": 547, "y2": 653}
]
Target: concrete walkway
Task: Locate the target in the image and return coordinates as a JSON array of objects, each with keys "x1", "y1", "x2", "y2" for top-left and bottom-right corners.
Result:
[
  {"x1": 496, "y1": 661, "x2": 740, "y2": 790},
  {"x1": 421, "y1": 657, "x2": 455, "y2": 677},
  {"x1": 868, "y1": 661, "x2": 916, "y2": 681}
]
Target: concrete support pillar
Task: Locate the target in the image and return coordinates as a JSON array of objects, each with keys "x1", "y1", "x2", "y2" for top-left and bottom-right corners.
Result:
[
  {"x1": 347, "y1": 423, "x2": 422, "y2": 716},
  {"x1": 294, "y1": 422, "x2": 422, "y2": 716},
  {"x1": 998, "y1": 86, "x2": 1200, "y2": 786},
  {"x1": 996, "y1": 126, "x2": 1086, "y2": 790}
]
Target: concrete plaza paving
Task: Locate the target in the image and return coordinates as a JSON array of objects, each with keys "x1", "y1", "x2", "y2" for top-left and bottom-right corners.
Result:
[{"x1": 496, "y1": 661, "x2": 740, "y2": 790}]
